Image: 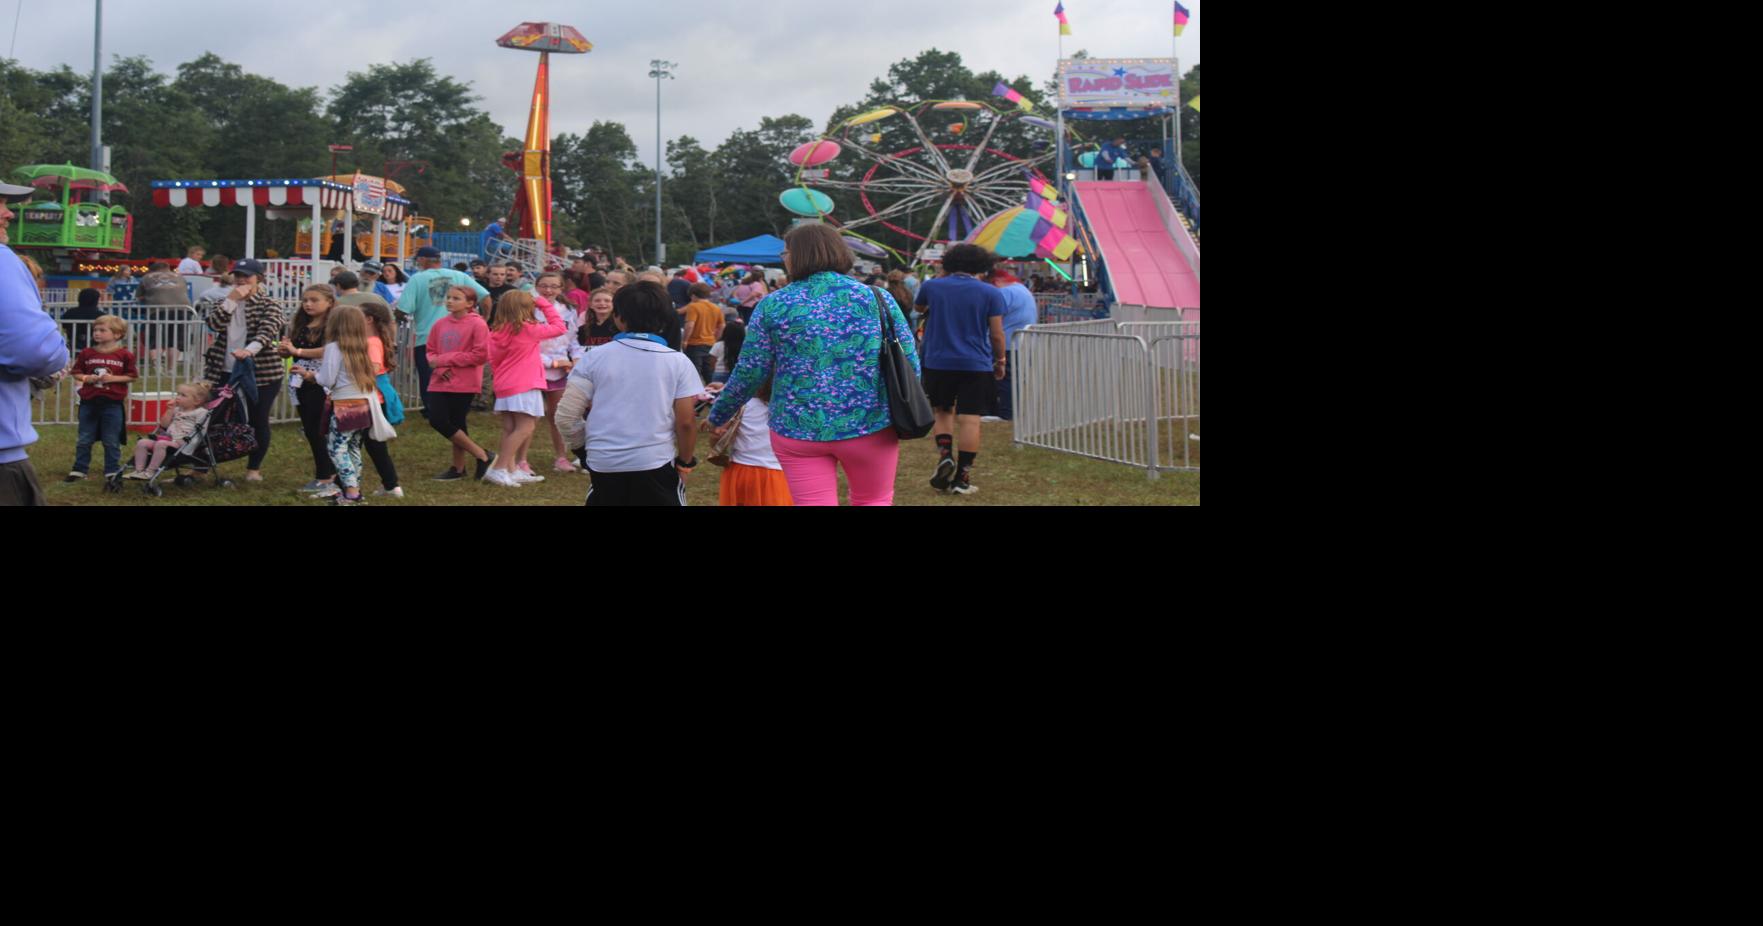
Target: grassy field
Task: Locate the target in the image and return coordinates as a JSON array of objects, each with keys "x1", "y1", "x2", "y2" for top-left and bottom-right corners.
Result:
[{"x1": 30, "y1": 419, "x2": 1199, "y2": 507}]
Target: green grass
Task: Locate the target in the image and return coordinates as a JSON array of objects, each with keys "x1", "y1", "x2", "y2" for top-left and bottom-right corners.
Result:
[{"x1": 30, "y1": 419, "x2": 1199, "y2": 507}]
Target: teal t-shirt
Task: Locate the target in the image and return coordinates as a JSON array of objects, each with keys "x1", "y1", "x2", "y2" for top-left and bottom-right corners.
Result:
[{"x1": 399, "y1": 269, "x2": 490, "y2": 347}]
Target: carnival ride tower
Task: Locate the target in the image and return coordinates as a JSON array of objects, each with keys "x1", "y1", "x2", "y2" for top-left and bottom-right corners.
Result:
[{"x1": 496, "y1": 23, "x2": 591, "y2": 250}]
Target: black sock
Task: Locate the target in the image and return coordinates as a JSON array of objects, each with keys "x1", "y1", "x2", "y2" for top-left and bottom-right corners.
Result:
[
  {"x1": 958, "y1": 451, "x2": 977, "y2": 478},
  {"x1": 936, "y1": 435, "x2": 954, "y2": 459}
]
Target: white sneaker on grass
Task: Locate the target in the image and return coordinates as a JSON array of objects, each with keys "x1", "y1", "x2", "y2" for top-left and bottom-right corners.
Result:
[
  {"x1": 485, "y1": 469, "x2": 522, "y2": 488},
  {"x1": 512, "y1": 470, "x2": 546, "y2": 485},
  {"x1": 372, "y1": 487, "x2": 405, "y2": 499}
]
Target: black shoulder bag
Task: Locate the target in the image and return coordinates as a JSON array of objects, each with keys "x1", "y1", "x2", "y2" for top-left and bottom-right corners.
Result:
[{"x1": 871, "y1": 286, "x2": 934, "y2": 439}]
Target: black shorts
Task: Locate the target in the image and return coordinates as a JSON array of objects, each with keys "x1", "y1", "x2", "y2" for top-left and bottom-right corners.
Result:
[
  {"x1": 923, "y1": 368, "x2": 996, "y2": 415},
  {"x1": 586, "y1": 462, "x2": 686, "y2": 507}
]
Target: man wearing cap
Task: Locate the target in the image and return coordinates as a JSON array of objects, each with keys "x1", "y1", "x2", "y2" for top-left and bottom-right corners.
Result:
[
  {"x1": 397, "y1": 246, "x2": 490, "y2": 419},
  {"x1": 201, "y1": 258, "x2": 287, "y2": 482},
  {"x1": 1, "y1": 180, "x2": 73, "y2": 505}
]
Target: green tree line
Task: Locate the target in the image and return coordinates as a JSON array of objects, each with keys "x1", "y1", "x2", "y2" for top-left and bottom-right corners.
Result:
[{"x1": 2, "y1": 49, "x2": 1198, "y2": 268}]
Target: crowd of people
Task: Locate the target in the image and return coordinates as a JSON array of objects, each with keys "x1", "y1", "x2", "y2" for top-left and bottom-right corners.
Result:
[{"x1": 4, "y1": 178, "x2": 1049, "y2": 507}]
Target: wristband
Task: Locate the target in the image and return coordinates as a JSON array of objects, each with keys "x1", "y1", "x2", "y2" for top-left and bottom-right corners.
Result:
[{"x1": 674, "y1": 456, "x2": 699, "y2": 474}]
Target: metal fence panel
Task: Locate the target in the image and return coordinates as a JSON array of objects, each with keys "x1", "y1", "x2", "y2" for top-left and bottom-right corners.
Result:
[
  {"x1": 33, "y1": 303, "x2": 425, "y2": 429},
  {"x1": 1012, "y1": 322, "x2": 1201, "y2": 477}
]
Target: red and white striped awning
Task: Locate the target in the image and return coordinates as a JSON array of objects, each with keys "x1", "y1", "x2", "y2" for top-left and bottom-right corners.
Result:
[{"x1": 150, "y1": 182, "x2": 410, "y2": 222}]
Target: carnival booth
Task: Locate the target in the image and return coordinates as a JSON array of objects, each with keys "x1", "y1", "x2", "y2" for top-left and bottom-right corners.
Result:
[{"x1": 150, "y1": 174, "x2": 417, "y2": 301}]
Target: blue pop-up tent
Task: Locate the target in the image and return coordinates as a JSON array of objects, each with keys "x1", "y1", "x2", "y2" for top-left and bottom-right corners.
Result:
[{"x1": 694, "y1": 234, "x2": 786, "y2": 265}]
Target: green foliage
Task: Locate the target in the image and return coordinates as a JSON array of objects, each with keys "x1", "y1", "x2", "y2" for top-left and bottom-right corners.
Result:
[{"x1": 2, "y1": 45, "x2": 1199, "y2": 271}]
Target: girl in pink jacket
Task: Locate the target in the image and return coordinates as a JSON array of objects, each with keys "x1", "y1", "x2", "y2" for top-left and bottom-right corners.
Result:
[{"x1": 485, "y1": 290, "x2": 567, "y2": 488}]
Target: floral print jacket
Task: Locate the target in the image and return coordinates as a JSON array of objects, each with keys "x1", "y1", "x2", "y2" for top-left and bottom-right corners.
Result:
[{"x1": 708, "y1": 272, "x2": 920, "y2": 442}]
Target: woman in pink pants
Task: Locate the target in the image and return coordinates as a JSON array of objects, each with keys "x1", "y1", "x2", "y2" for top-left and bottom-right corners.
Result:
[{"x1": 706, "y1": 224, "x2": 920, "y2": 506}]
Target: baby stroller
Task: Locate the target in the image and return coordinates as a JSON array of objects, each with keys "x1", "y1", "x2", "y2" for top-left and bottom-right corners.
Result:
[{"x1": 128, "y1": 379, "x2": 259, "y2": 498}]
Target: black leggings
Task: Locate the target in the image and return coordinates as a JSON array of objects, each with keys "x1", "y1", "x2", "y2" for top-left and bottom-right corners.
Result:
[
  {"x1": 364, "y1": 437, "x2": 399, "y2": 490},
  {"x1": 427, "y1": 392, "x2": 475, "y2": 441},
  {"x1": 296, "y1": 381, "x2": 338, "y2": 480},
  {"x1": 247, "y1": 378, "x2": 280, "y2": 471}
]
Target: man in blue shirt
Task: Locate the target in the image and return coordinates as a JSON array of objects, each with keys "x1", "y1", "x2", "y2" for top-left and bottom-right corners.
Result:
[
  {"x1": 481, "y1": 218, "x2": 511, "y2": 261},
  {"x1": 1098, "y1": 136, "x2": 1131, "y2": 181},
  {"x1": 986, "y1": 269, "x2": 1039, "y2": 423},
  {"x1": 1, "y1": 181, "x2": 72, "y2": 506},
  {"x1": 915, "y1": 244, "x2": 1007, "y2": 497}
]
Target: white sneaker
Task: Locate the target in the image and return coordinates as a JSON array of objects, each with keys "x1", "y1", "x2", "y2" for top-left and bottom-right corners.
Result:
[
  {"x1": 981, "y1": 416, "x2": 1005, "y2": 423},
  {"x1": 307, "y1": 483, "x2": 341, "y2": 499},
  {"x1": 485, "y1": 469, "x2": 522, "y2": 488},
  {"x1": 372, "y1": 487, "x2": 405, "y2": 499},
  {"x1": 512, "y1": 470, "x2": 546, "y2": 484}
]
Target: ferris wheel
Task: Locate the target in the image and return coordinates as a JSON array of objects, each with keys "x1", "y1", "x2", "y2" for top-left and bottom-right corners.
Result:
[{"x1": 781, "y1": 100, "x2": 1065, "y2": 265}]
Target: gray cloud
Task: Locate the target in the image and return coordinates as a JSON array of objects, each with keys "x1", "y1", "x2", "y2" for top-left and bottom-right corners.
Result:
[{"x1": 10, "y1": 0, "x2": 1198, "y2": 166}]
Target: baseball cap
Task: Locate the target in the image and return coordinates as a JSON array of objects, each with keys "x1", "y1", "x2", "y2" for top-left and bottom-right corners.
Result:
[
  {"x1": 360, "y1": 260, "x2": 384, "y2": 274},
  {"x1": 416, "y1": 246, "x2": 443, "y2": 259},
  {"x1": 0, "y1": 181, "x2": 36, "y2": 201},
  {"x1": 232, "y1": 258, "x2": 267, "y2": 278}
]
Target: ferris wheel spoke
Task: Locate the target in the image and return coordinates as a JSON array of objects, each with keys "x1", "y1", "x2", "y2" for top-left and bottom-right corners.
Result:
[
  {"x1": 839, "y1": 138, "x2": 948, "y2": 184},
  {"x1": 858, "y1": 189, "x2": 953, "y2": 224},
  {"x1": 968, "y1": 190, "x2": 1025, "y2": 218},
  {"x1": 902, "y1": 119, "x2": 954, "y2": 174},
  {"x1": 962, "y1": 116, "x2": 1008, "y2": 174},
  {"x1": 914, "y1": 195, "x2": 958, "y2": 262},
  {"x1": 971, "y1": 158, "x2": 1039, "y2": 186}
]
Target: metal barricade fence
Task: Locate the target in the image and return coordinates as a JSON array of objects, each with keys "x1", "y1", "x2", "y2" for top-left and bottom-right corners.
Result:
[
  {"x1": 1012, "y1": 319, "x2": 1201, "y2": 477},
  {"x1": 33, "y1": 302, "x2": 425, "y2": 429}
]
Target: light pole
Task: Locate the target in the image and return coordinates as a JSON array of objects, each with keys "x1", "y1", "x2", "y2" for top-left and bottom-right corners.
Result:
[
  {"x1": 90, "y1": 0, "x2": 102, "y2": 171},
  {"x1": 648, "y1": 59, "x2": 676, "y2": 267}
]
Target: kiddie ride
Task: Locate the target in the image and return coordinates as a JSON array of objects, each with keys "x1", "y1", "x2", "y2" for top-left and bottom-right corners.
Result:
[
  {"x1": 5, "y1": 164, "x2": 134, "y2": 266},
  {"x1": 294, "y1": 175, "x2": 434, "y2": 258}
]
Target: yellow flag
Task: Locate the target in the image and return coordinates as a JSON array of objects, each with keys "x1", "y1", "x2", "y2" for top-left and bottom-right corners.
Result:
[{"x1": 1188, "y1": 96, "x2": 1201, "y2": 112}]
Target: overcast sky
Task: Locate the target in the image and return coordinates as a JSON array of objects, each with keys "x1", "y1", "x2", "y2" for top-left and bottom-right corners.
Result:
[{"x1": 8, "y1": 0, "x2": 1198, "y2": 167}]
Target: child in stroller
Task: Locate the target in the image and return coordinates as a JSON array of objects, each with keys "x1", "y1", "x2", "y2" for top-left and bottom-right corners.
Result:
[
  {"x1": 122, "y1": 382, "x2": 211, "y2": 485},
  {"x1": 121, "y1": 378, "x2": 255, "y2": 497}
]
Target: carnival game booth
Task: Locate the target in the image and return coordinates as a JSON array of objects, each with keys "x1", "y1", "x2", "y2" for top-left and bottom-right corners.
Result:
[{"x1": 150, "y1": 174, "x2": 416, "y2": 302}]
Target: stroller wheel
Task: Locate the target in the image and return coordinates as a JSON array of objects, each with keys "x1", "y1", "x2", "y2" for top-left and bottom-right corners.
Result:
[
  {"x1": 174, "y1": 475, "x2": 196, "y2": 488},
  {"x1": 146, "y1": 484, "x2": 164, "y2": 498},
  {"x1": 220, "y1": 480, "x2": 236, "y2": 490},
  {"x1": 105, "y1": 476, "x2": 123, "y2": 494}
]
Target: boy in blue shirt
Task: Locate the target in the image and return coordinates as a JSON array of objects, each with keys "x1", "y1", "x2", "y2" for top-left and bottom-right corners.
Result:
[{"x1": 915, "y1": 245, "x2": 1007, "y2": 496}]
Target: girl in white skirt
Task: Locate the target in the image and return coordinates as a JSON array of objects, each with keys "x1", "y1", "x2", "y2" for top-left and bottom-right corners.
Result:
[{"x1": 484, "y1": 289, "x2": 568, "y2": 488}]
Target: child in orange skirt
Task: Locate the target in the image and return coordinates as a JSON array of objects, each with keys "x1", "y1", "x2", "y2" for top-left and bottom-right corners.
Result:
[{"x1": 717, "y1": 381, "x2": 793, "y2": 507}]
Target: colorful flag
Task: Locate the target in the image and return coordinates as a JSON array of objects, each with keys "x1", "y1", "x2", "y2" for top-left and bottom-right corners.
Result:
[
  {"x1": 1054, "y1": 2, "x2": 1072, "y2": 36},
  {"x1": 992, "y1": 82, "x2": 1035, "y2": 113},
  {"x1": 1188, "y1": 95, "x2": 1200, "y2": 112},
  {"x1": 1174, "y1": 2, "x2": 1191, "y2": 37}
]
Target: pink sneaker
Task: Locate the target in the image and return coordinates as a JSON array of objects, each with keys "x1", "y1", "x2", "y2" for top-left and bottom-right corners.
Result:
[{"x1": 554, "y1": 456, "x2": 578, "y2": 473}]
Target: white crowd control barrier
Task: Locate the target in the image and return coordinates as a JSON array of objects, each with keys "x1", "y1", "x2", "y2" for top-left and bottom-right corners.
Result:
[
  {"x1": 33, "y1": 303, "x2": 425, "y2": 429},
  {"x1": 1012, "y1": 317, "x2": 1200, "y2": 477}
]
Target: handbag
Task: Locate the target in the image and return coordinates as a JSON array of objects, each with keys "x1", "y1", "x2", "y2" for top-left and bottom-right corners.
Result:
[
  {"x1": 870, "y1": 286, "x2": 934, "y2": 439},
  {"x1": 368, "y1": 396, "x2": 397, "y2": 442},
  {"x1": 375, "y1": 372, "x2": 405, "y2": 425},
  {"x1": 205, "y1": 387, "x2": 259, "y2": 464},
  {"x1": 707, "y1": 406, "x2": 745, "y2": 468},
  {"x1": 332, "y1": 398, "x2": 373, "y2": 434}
]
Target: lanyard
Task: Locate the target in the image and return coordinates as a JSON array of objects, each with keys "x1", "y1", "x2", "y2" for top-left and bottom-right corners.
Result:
[{"x1": 614, "y1": 333, "x2": 667, "y2": 346}]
